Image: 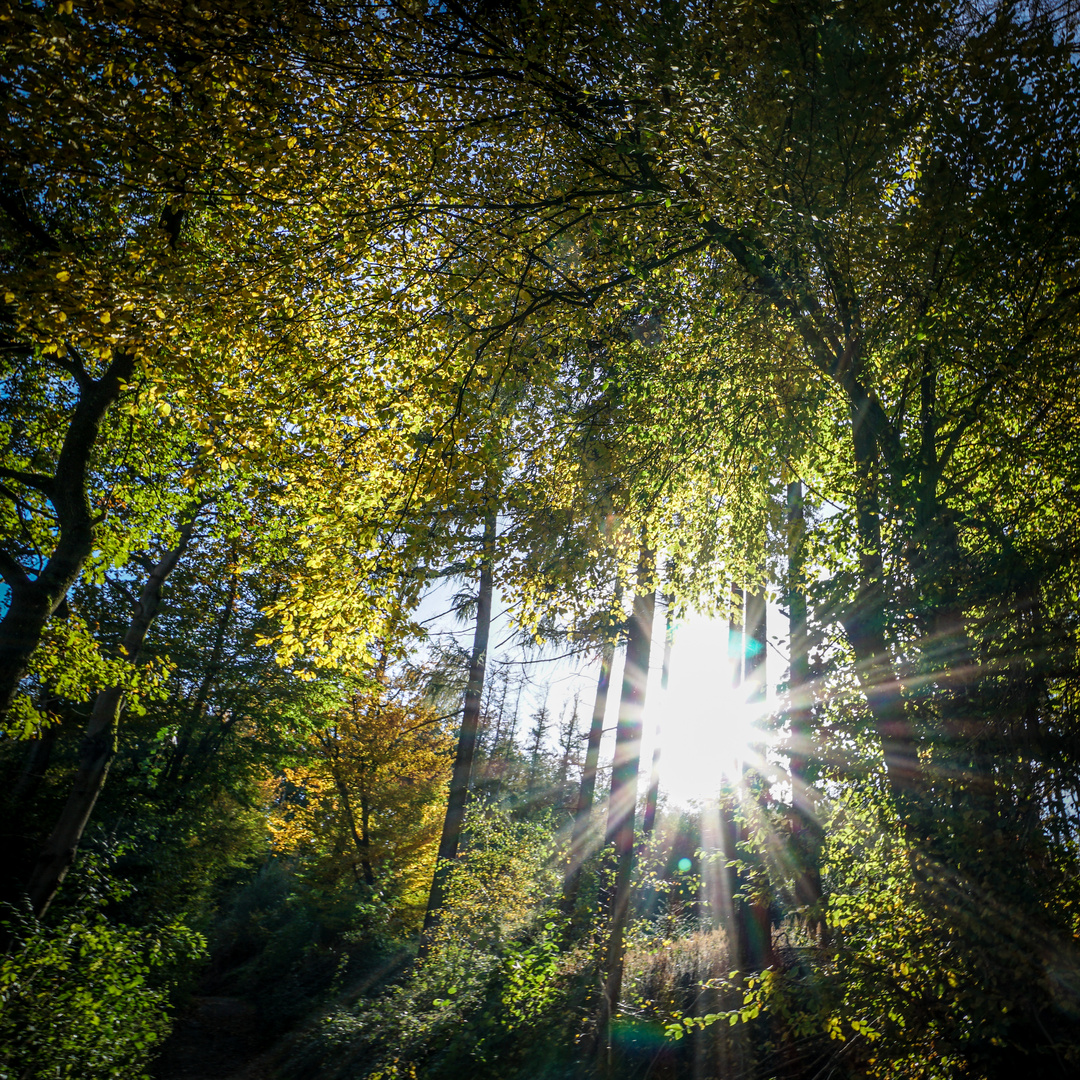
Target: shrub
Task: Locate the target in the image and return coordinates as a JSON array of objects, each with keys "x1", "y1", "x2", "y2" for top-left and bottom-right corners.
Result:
[{"x1": 0, "y1": 904, "x2": 203, "y2": 1080}]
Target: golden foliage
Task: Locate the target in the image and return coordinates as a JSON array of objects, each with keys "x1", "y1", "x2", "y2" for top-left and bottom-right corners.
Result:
[{"x1": 266, "y1": 665, "x2": 452, "y2": 930}]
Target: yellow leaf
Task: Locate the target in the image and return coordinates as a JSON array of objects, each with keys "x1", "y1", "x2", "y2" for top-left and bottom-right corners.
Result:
[
  {"x1": 55, "y1": 270, "x2": 71, "y2": 282},
  {"x1": 100, "y1": 312, "x2": 111, "y2": 324}
]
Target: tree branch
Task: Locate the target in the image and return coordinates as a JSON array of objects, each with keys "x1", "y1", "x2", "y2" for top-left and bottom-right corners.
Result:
[
  {"x1": 0, "y1": 467, "x2": 54, "y2": 496},
  {"x1": 0, "y1": 548, "x2": 30, "y2": 592}
]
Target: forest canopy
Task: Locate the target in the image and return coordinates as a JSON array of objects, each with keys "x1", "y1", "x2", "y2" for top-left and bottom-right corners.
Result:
[{"x1": 1, "y1": 1, "x2": 1079, "y2": 1078}]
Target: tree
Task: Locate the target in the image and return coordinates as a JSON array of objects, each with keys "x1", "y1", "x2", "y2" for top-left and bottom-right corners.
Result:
[
  {"x1": 267, "y1": 666, "x2": 453, "y2": 930},
  {"x1": 26, "y1": 506, "x2": 199, "y2": 917},
  {"x1": 421, "y1": 505, "x2": 497, "y2": 952},
  {"x1": 0, "y1": 0, "x2": 460, "y2": 726},
  {"x1": 597, "y1": 538, "x2": 656, "y2": 1069},
  {"x1": 564, "y1": 582, "x2": 622, "y2": 908},
  {"x1": 344, "y1": 2, "x2": 1080, "y2": 1068}
]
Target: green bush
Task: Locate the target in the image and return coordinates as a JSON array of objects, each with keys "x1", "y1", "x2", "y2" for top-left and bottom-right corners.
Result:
[{"x1": 0, "y1": 904, "x2": 204, "y2": 1080}]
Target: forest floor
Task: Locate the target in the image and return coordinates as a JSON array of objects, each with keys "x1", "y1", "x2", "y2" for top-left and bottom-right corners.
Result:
[
  {"x1": 154, "y1": 950, "x2": 415, "y2": 1080},
  {"x1": 154, "y1": 995, "x2": 274, "y2": 1080}
]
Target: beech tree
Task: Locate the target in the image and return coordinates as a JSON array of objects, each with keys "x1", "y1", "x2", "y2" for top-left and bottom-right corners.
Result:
[{"x1": 5, "y1": 3, "x2": 1080, "y2": 1077}]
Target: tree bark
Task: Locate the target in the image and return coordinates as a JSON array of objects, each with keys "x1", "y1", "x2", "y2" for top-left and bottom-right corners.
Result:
[
  {"x1": 562, "y1": 580, "x2": 621, "y2": 909},
  {"x1": 743, "y1": 581, "x2": 775, "y2": 971},
  {"x1": 163, "y1": 571, "x2": 238, "y2": 788},
  {"x1": 641, "y1": 595, "x2": 673, "y2": 839},
  {"x1": 0, "y1": 351, "x2": 136, "y2": 726},
  {"x1": 597, "y1": 542, "x2": 655, "y2": 1073},
  {"x1": 844, "y1": 401, "x2": 919, "y2": 804},
  {"x1": 8, "y1": 711, "x2": 61, "y2": 811},
  {"x1": 325, "y1": 729, "x2": 376, "y2": 888},
  {"x1": 715, "y1": 589, "x2": 753, "y2": 1076},
  {"x1": 786, "y1": 481, "x2": 823, "y2": 923},
  {"x1": 25, "y1": 516, "x2": 197, "y2": 917},
  {"x1": 717, "y1": 587, "x2": 746, "y2": 952},
  {"x1": 420, "y1": 507, "x2": 496, "y2": 955}
]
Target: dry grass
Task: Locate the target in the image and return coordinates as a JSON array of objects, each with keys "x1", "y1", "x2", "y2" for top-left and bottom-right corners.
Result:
[{"x1": 621, "y1": 927, "x2": 733, "y2": 1023}]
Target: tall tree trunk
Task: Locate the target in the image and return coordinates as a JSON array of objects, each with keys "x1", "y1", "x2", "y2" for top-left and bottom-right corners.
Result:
[
  {"x1": 327, "y1": 745, "x2": 376, "y2": 888},
  {"x1": 912, "y1": 361, "x2": 987, "y2": 826},
  {"x1": 420, "y1": 507, "x2": 496, "y2": 955},
  {"x1": 742, "y1": 581, "x2": 775, "y2": 970},
  {"x1": 359, "y1": 788, "x2": 375, "y2": 888},
  {"x1": 25, "y1": 516, "x2": 197, "y2": 917},
  {"x1": 8, "y1": 705, "x2": 62, "y2": 810},
  {"x1": 563, "y1": 580, "x2": 622, "y2": 909},
  {"x1": 0, "y1": 704, "x2": 63, "y2": 906},
  {"x1": 717, "y1": 588, "x2": 745, "y2": 950},
  {"x1": 642, "y1": 595, "x2": 674, "y2": 839},
  {"x1": 786, "y1": 481, "x2": 823, "y2": 924},
  {"x1": 0, "y1": 351, "x2": 136, "y2": 726},
  {"x1": 714, "y1": 589, "x2": 753, "y2": 1078},
  {"x1": 597, "y1": 542, "x2": 655, "y2": 1072},
  {"x1": 163, "y1": 569, "x2": 238, "y2": 788}
]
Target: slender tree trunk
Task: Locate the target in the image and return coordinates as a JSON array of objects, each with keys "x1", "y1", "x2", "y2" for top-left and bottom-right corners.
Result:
[
  {"x1": 597, "y1": 543, "x2": 655, "y2": 1072},
  {"x1": 9, "y1": 713, "x2": 61, "y2": 810},
  {"x1": 420, "y1": 507, "x2": 496, "y2": 955},
  {"x1": 0, "y1": 351, "x2": 136, "y2": 726},
  {"x1": 642, "y1": 595, "x2": 674, "y2": 839},
  {"x1": 359, "y1": 789, "x2": 375, "y2": 888},
  {"x1": 501, "y1": 680, "x2": 523, "y2": 762},
  {"x1": 563, "y1": 580, "x2": 622, "y2": 909},
  {"x1": 718, "y1": 588, "x2": 746, "y2": 961},
  {"x1": 786, "y1": 483, "x2": 811, "y2": 807},
  {"x1": 786, "y1": 481, "x2": 823, "y2": 925},
  {"x1": 327, "y1": 742, "x2": 375, "y2": 888},
  {"x1": 745, "y1": 586, "x2": 767, "y2": 701},
  {"x1": 26, "y1": 517, "x2": 197, "y2": 917},
  {"x1": 0, "y1": 708, "x2": 63, "y2": 906},
  {"x1": 487, "y1": 666, "x2": 510, "y2": 754},
  {"x1": 163, "y1": 570, "x2": 237, "y2": 788},
  {"x1": 714, "y1": 589, "x2": 752, "y2": 1078},
  {"x1": 742, "y1": 582, "x2": 775, "y2": 970},
  {"x1": 556, "y1": 692, "x2": 579, "y2": 785}
]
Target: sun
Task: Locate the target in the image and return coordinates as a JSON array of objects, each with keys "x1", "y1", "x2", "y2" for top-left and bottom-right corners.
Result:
[{"x1": 642, "y1": 609, "x2": 773, "y2": 808}]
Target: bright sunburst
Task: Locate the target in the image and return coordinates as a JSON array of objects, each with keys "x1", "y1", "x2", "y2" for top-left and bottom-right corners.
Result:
[{"x1": 645, "y1": 610, "x2": 775, "y2": 807}]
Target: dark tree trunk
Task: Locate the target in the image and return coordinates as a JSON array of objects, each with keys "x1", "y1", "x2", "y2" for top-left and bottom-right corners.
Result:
[
  {"x1": 25, "y1": 516, "x2": 196, "y2": 917},
  {"x1": 359, "y1": 790, "x2": 375, "y2": 888},
  {"x1": 786, "y1": 481, "x2": 823, "y2": 923},
  {"x1": 163, "y1": 571, "x2": 238, "y2": 788},
  {"x1": 742, "y1": 581, "x2": 775, "y2": 971},
  {"x1": 9, "y1": 715, "x2": 61, "y2": 811},
  {"x1": 642, "y1": 595, "x2": 674, "y2": 839},
  {"x1": 844, "y1": 401, "x2": 919, "y2": 805},
  {"x1": 0, "y1": 351, "x2": 136, "y2": 726},
  {"x1": 714, "y1": 588, "x2": 753, "y2": 1076},
  {"x1": 597, "y1": 543, "x2": 655, "y2": 1072},
  {"x1": 0, "y1": 710, "x2": 63, "y2": 904},
  {"x1": 420, "y1": 508, "x2": 496, "y2": 955},
  {"x1": 327, "y1": 738, "x2": 375, "y2": 888},
  {"x1": 717, "y1": 587, "x2": 746, "y2": 954},
  {"x1": 563, "y1": 580, "x2": 622, "y2": 909}
]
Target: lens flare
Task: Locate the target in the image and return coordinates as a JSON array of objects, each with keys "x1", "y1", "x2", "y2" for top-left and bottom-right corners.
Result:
[{"x1": 647, "y1": 611, "x2": 773, "y2": 806}]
